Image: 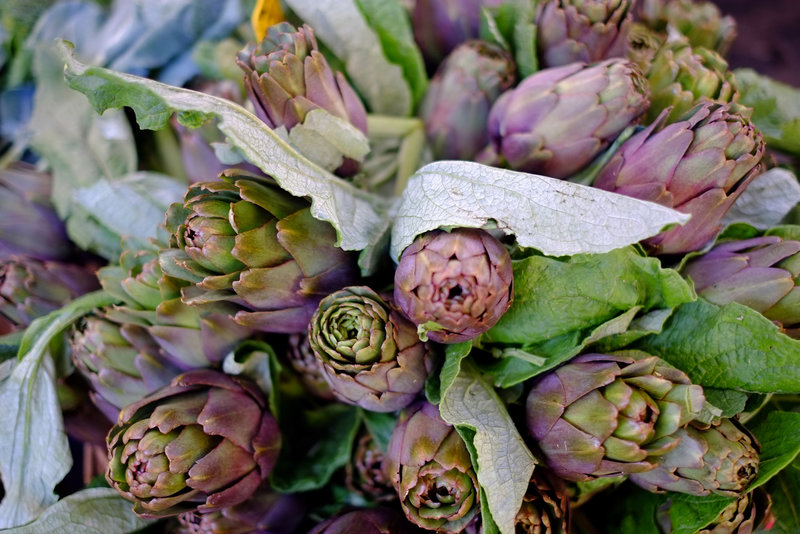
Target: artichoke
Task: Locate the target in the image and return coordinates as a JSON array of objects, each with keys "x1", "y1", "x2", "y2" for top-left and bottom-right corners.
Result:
[
  {"x1": 629, "y1": 418, "x2": 759, "y2": 497},
  {"x1": 0, "y1": 162, "x2": 71, "y2": 262},
  {"x1": 236, "y1": 22, "x2": 367, "y2": 177},
  {"x1": 657, "y1": 488, "x2": 774, "y2": 534},
  {"x1": 525, "y1": 351, "x2": 706, "y2": 482},
  {"x1": 645, "y1": 39, "x2": 738, "y2": 124},
  {"x1": 593, "y1": 102, "x2": 765, "y2": 255},
  {"x1": 626, "y1": 22, "x2": 664, "y2": 71},
  {"x1": 420, "y1": 40, "x2": 516, "y2": 161},
  {"x1": 309, "y1": 507, "x2": 425, "y2": 534},
  {"x1": 536, "y1": 0, "x2": 635, "y2": 68},
  {"x1": 484, "y1": 58, "x2": 650, "y2": 179},
  {"x1": 308, "y1": 286, "x2": 431, "y2": 412},
  {"x1": 515, "y1": 469, "x2": 571, "y2": 534},
  {"x1": 682, "y1": 233, "x2": 800, "y2": 338},
  {"x1": 161, "y1": 170, "x2": 359, "y2": 334},
  {"x1": 393, "y1": 228, "x2": 513, "y2": 344},
  {"x1": 287, "y1": 333, "x2": 335, "y2": 401},
  {"x1": 384, "y1": 401, "x2": 480, "y2": 533},
  {"x1": 637, "y1": 0, "x2": 737, "y2": 56},
  {"x1": 345, "y1": 431, "x2": 396, "y2": 503},
  {"x1": 106, "y1": 369, "x2": 281, "y2": 518},
  {"x1": 1, "y1": 256, "x2": 99, "y2": 334}
]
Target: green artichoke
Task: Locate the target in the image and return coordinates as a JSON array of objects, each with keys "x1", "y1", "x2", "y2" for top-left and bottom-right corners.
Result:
[
  {"x1": 309, "y1": 507, "x2": 425, "y2": 534},
  {"x1": 384, "y1": 401, "x2": 480, "y2": 533},
  {"x1": 637, "y1": 0, "x2": 737, "y2": 56},
  {"x1": 630, "y1": 418, "x2": 759, "y2": 497},
  {"x1": 657, "y1": 488, "x2": 774, "y2": 534},
  {"x1": 682, "y1": 232, "x2": 800, "y2": 338},
  {"x1": 515, "y1": 469, "x2": 571, "y2": 534},
  {"x1": 345, "y1": 431, "x2": 397, "y2": 503},
  {"x1": 420, "y1": 40, "x2": 516, "y2": 161},
  {"x1": 593, "y1": 102, "x2": 765, "y2": 254},
  {"x1": 1, "y1": 256, "x2": 99, "y2": 334},
  {"x1": 393, "y1": 228, "x2": 513, "y2": 344},
  {"x1": 308, "y1": 286, "x2": 431, "y2": 412},
  {"x1": 536, "y1": 0, "x2": 635, "y2": 68},
  {"x1": 645, "y1": 38, "x2": 738, "y2": 124},
  {"x1": 525, "y1": 351, "x2": 706, "y2": 481},
  {"x1": 106, "y1": 369, "x2": 281, "y2": 518},
  {"x1": 161, "y1": 170, "x2": 359, "y2": 334},
  {"x1": 483, "y1": 58, "x2": 650, "y2": 179}
]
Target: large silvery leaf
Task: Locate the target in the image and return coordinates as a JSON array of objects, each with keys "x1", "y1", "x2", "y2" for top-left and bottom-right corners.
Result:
[
  {"x1": 59, "y1": 42, "x2": 393, "y2": 255},
  {"x1": 390, "y1": 161, "x2": 691, "y2": 259},
  {"x1": 721, "y1": 168, "x2": 800, "y2": 230},
  {"x1": 285, "y1": 0, "x2": 413, "y2": 116}
]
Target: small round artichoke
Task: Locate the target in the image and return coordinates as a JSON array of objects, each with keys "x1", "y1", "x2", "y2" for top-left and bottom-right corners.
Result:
[
  {"x1": 484, "y1": 58, "x2": 650, "y2": 179},
  {"x1": 393, "y1": 228, "x2": 513, "y2": 344},
  {"x1": 525, "y1": 351, "x2": 706, "y2": 481},
  {"x1": 309, "y1": 507, "x2": 425, "y2": 534},
  {"x1": 515, "y1": 469, "x2": 571, "y2": 534},
  {"x1": 637, "y1": 0, "x2": 737, "y2": 56},
  {"x1": 345, "y1": 432, "x2": 397, "y2": 503},
  {"x1": 630, "y1": 418, "x2": 759, "y2": 497},
  {"x1": 162, "y1": 170, "x2": 359, "y2": 334},
  {"x1": 593, "y1": 102, "x2": 765, "y2": 255},
  {"x1": 384, "y1": 402, "x2": 480, "y2": 533},
  {"x1": 682, "y1": 232, "x2": 800, "y2": 338},
  {"x1": 308, "y1": 286, "x2": 430, "y2": 412},
  {"x1": 106, "y1": 370, "x2": 281, "y2": 518},
  {"x1": 421, "y1": 40, "x2": 516, "y2": 161},
  {"x1": 536, "y1": 0, "x2": 635, "y2": 68}
]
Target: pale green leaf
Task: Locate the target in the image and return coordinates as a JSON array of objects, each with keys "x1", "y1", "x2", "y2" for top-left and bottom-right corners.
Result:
[
  {"x1": 287, "y1": 108, "x2": 370, "y2": 173},
  {"x1": 390, "y1": 161, "x2": 691, "y2": 260}
]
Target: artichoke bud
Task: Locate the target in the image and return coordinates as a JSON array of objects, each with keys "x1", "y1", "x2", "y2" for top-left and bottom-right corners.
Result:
[
  {"x1": 645, "y1": 38, "x2": 739, "y2": 124},
  {"x1": 683, "y1": 234, "x2": 800, "y2": 338},
  {"x1": 421, "y1": 40, "x2": 516, "y2": 161},
  {"x1": 536, "y1": 0, "x2": 636, "y2": 68},
  {"x1": 515, "y1": 469, "x2": 571, "y2": 534},
  {"x1": 637, "y1": 0, "x2": 737, "y2": 56},
  {"x1": 525, "y1": 351, "x2": 705, "y2": 482},
  {"x1": 486, "y1": 58, "x2": 650, "y2": 178},
  {"x1": 594, "y1": 102, "x2": 765, "y2": 255},
  {"x1": 309, "y1": 286, "x2": 431, "y2": 412},
  {"x1": 384, "y1": 402, "x2": 480, "y2": 533},
  {"x1": 630, "y1": 418, "x2": 759, "y2": 497},
  {"x1": 627, "y1": 23, "x2": 664, "y2": 71},
  {"x1": 393, "y1": 228, "x2": 513, "y2": 344},
  {"x1": 345, "y1": 431, "x2": 397, "y2": 502},
  {"x1": 106, "y1": 370, "x2": 281, "y2": 518}
]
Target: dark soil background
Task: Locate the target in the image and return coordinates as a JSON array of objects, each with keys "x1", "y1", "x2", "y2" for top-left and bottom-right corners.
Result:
[{"x1": 712, "y1": 0, "x2": 800, "y2": 86}]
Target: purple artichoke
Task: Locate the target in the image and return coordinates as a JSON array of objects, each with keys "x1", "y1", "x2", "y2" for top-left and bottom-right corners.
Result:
[
  {"x1": 308, "y1": 507, "x2": 425, "y2": 534},
  {"x1": 393, "y1": 228, "x2": 513, "y2": 344},
  {"x1": 525, "y1": 351, "x2": 706, "y2": 482},
  {"x1": 630, "y1": 418, "x2": 759, "y2": 497},
  {"x1": 345, "y1": 432, "x2": 397, "y2": 503},
  {"x1": 308, "y1": 286, "x2": 431, "y2": 412},
  {"x1": 484, "y1": 58, "x2": 650, "y2": 179},
  {"x1": 536, "y1": 0, "x2": 635, "y2": 68},
  {"x1": 384, "y1": 402, "x2": 480, "y2": 533},
  {"x1": 593, "y1": 102, "x2": 765, "y2": 254},
  {"x1": 421, "y1": 40, "x2": 516, "y2": 161},
  {"x1": 682, "y1": 233, "x2": 800, "y2": 338},
  {"x1": 106, "y1": 370, "x2": 281, "y2": 518}
]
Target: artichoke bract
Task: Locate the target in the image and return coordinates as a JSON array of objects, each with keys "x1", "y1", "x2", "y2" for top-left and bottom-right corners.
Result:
[
  {"x1": 393, "y1": 228, "x2": 513, "y2": 344},
  {"x1": 309, "y1": 507, "x2": 425, "y2": 534},
  {"x1": 593, "y1": 103, "x2": 765, "y2": 255},
  {"x1": 637, "y1": 0, "x2": 737, "y2": 56},
  {"x1": 1, "y1": 256, "x2": 99, "y2": 334},
  {"x1": 384, "y1": 402, "x2": 480, "y2": 533},
  {"x1": 683, "y1": 234, "x2": 800, "y2": 338},
  {"x1": 525, "y1": 351, "x2": 706, "y2": 482},
  {"x1": 515, "y1": 469, "x2": 571, "y2": 534},
  {"x1": 420, "y1": 40, "x2": 516, "y2": 161},
  {"x1": 645, "y1": 39, "x2": 738, "y2": 124},
  {"x1": 236, "y1": 22, "x2": 367, "y2": 177},
  {"x1": 536, "y1": 0, "x2": 635, "y2": 68},
  {"x1": 161, "y1": 170, "x2": 359, "y2": 334},
  {"x1": 106, "y1": 370, "x2": 281, "y2": 518},
  {"x1": 629, "y1": 418, "x2": 759, "y2": 497},
  {"x1": 308, "y1": 286, "x2": 430, "y2": 412},
  {"x1": 484, "y1": 58, "x2": 650, "y2": 179}
]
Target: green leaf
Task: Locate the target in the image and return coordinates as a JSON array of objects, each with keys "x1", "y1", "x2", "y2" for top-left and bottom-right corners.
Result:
[
  {"x1": 285, "y1": 0, "x2": 413, "y2": 116},
  {"x1": 636, "y1": 299, "x2": 800, "y2": 393},
  {"x1": 0, "y1": 291, "x2": 120, "y2": 528},
  {"x1": 702, "y1": 389, "x2": 749, "y2": 418},
  {"x1": 439, "y1": 360, "x2": 536, "y2": 534},
  {"x1": 735, "y1": 68, "x2": 800, "y2": 156},
  {"x1": 606, "y1": 487, "x2": 661, "y2": 534},
  {"x1": 222, "y1": 339, "x2": 279, "y2": 406},
  {"x1": 749, "y1": 412, "x2": 800, "y2": 490},
  {"x1": 662, "y1": 493, "x2": 737, "y2": 534},
  {"x1": 721, "y1": 168, "x2": 800, "y2": 230},
  {"x1": 437, "y1": 342, "x2": 473, "y2": 404},
  {"x1": 766, "y1": 459, "x2": 800, "y2": 534},
  {"x1": 1, "y1": 488, "x2": 151, "y2": 534},
  {"x1": 362, "y1": 411, "x2": 397, "y2": 453},
  {"x1": 59, "y1": 41, "x2": 394, "y2": 257},
  {"x1": 353, "y1": 0, "x2": 427, "y2": 109},
  {"x1": 389, "y1": 161, "x2": 691, "y2": 260}
]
